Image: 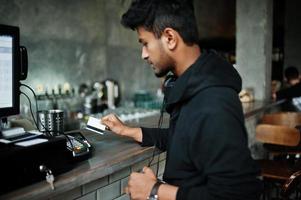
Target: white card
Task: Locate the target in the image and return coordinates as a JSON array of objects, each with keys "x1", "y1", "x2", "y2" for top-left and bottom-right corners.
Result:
[{"x1": 86, "y1": 116, "x2": 108, "y2": 134}]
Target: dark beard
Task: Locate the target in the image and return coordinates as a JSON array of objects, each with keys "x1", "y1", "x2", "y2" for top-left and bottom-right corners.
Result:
[{"x1": 154, "y1": 67, "x2": 171, "y2": 78}]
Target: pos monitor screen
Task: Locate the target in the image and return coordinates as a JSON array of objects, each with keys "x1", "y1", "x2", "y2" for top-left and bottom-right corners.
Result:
[{"x1": 0, "y1": 24, "x2": 20, "y2": 118}]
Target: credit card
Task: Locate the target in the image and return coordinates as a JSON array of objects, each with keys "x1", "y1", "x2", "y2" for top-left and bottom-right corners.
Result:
[{"x1": 86, "y1": 116, "x2": 109, "y2": 135}]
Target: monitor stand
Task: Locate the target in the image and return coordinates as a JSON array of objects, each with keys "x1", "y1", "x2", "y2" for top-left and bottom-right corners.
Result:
[
  {"x1": 0, "y1": 117, "x2": 7, "y2": 133},
  {"x1": 0, "y1": 118, "x2": 16, "y2": 136}
]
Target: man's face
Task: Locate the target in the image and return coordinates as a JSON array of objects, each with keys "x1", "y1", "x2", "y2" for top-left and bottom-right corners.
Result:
[{"x1": 137, "y1": 27, "x2": 172, "y2": 77}]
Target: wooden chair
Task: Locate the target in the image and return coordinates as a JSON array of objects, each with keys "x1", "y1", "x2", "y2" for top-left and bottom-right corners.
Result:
[
  {"x1": 263, "y1": 170, "x2": 301, "y2": 200},
  {"x1": 261, "y1": 112, "x2": 301, "y2": 128},
  {"x1": 256, "y1": 124, "x2": 301, "y2": 199},
  {"x1": 256, "y1": 124, "x2": 300, "y2": 147},
  {"x1": 281, "y1": 170, "x2": 301, "y2": 200},
  {"x1": 259, "y1": 112, "x2": 301, "y2": 156},
  {"x1": 257, "y1": 166, "x2": 301, "y2": 200}
]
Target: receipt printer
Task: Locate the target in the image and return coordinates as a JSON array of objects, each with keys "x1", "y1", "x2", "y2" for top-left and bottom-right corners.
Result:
[{"x1": 0, "y1": 135, "x2": 72, "y2": 194}]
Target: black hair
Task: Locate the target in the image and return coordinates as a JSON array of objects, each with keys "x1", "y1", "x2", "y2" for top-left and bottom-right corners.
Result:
[
  {"x1": 121, "y1": 0, "x2": 199, "y2": 45},
  {"x1": 284, "y1": 66, "x2": 299, "y2": 81}
]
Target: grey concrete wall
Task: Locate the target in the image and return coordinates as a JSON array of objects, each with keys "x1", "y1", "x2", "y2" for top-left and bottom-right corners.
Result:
[
  {"x1": 0, "y1": 0, "x2": 235, "y2": 102},
  {"x1": 284, "y1": 0, "x2": 301, "y2": 72},
  {"x1": 236, "y1": 0, "x2": 273, "y2": 101},
  {"x1": 0, "y1": 0, "x2": 107, "y2": 92},
  {"x1": 194, "y1": 0, "x2": 235, "y2": 39},
  {"x1": 104, "y1": 1, "x2": 162, "y2": 100},
  {"x1": 0, "y1": 0, "x2": 157, "y2": 101}
]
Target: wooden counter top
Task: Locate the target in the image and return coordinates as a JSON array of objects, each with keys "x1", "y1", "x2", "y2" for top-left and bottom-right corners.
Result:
[{"x1": 0, "y1": 100, "x2": 283, "y2": 200}]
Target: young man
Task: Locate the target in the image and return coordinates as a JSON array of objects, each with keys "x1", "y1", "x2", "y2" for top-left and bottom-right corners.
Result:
[
  {"x1": 284, "y1": 66, "x2": 300, "y2": 87},
  {"x1": 102, "y1": 0, "x2": 262, "y2": 199}
]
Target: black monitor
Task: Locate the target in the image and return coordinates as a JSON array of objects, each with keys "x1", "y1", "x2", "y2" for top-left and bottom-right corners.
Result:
[{"x1": 0, "y1": 24, "x2": 20, "y2": 119}]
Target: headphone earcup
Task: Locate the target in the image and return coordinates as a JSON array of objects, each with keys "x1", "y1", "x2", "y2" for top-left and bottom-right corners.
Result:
[{"x1": 163, "y1": 75, "x2": 176, "y2": 94}]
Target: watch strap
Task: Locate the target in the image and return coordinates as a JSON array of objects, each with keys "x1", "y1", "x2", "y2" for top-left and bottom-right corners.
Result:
[{"x1": 148, "y1": 179, "x2": 164, "y2": 200}]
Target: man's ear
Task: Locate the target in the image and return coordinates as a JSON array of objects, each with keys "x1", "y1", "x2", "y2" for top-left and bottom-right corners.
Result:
[{"x1": 162, "y1": 28, "x2": 177, "y2": 50}]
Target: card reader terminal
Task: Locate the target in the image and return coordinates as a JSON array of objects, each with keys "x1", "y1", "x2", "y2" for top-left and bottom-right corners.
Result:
[{"x1": 65, "y1": 131, "x2": 92, "y2": 158}]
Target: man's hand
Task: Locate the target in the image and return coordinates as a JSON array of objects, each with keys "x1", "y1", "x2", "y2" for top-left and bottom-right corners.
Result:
[
  {"x1": 101, "y1": 114, "x2": 128, "y2": 135},
  {"x1": 126, "y1": 167, "x2": 157, "y2": 200},
  {"x1": 101, "y1": 114, "x2": 143, "y2": 142}
]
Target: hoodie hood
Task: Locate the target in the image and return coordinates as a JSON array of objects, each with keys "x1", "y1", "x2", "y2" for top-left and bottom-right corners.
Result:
[{"x1": 165, "y1": 50, "x2": 242, "y2": 112}]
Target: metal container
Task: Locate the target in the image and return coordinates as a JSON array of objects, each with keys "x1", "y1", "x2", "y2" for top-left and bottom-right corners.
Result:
[
  {"x1": 38, "y1": 110, "x2": 64, "y2": 136},
  {"x1": 38, "y1": 110, "x2": 47, "y2": 133}
]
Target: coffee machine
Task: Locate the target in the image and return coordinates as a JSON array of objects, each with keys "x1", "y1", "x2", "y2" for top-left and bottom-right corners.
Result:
[
  {"x1": 81, "y1": 79, "x2": 120, "y2": 114},
  {"x1": 103, "y1": 79, "x2": 121, "y2": 109}
]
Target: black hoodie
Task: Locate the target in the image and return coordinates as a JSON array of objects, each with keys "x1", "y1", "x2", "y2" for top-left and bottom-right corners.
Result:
[{"x1": 141, "y1": 50, "x2": 262, "y2": 200}]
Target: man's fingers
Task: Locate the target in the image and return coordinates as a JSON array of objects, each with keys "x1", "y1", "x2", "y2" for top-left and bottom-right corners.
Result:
[
  {"x1": 101, "y1": 114, "x2": 124, "y2": 126},
  {"x1": 101, "y1": 113, "x2": 115, "y2": 121},
  {"x1": 101, "y1": 114, "x2": 117, "y2": 127},
  {"x1": 101, "y1": 120, "x2": 114, "y2": 129},
  {"x1": 142, "y1": 166, "x2": 153, "y2": 175}
]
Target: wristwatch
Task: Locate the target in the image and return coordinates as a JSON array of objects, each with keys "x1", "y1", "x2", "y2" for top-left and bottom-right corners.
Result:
[{"x1": 147, "y1": 179, "x2": 165, "y2": 200}]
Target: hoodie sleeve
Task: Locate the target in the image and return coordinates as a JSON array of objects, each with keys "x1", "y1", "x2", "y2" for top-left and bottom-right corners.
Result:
[
  {"x1": 176, "y1": 112, "x2": 261, "y2": 200},
  {"x1": 141, "y1": 127, "x2": 169, "y2": 151}
]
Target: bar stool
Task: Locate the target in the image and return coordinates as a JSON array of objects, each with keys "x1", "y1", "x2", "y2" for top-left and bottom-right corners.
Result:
[{"x1": 256, "y1": 124, "x2": 301, "y2": 199}]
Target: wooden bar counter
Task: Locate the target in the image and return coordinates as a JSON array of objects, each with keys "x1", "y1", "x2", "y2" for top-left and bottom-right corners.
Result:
[{"x1": 0, "y1": 100, "x2": 283, "y2": 200}]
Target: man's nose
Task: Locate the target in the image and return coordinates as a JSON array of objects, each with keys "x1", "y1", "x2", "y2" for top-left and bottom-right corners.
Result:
[{"x1": 141, "y1": 47, "x2": 148, "y2": 60}]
